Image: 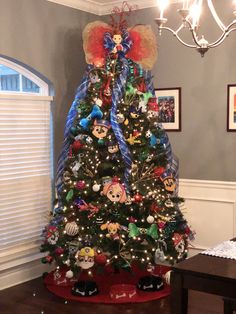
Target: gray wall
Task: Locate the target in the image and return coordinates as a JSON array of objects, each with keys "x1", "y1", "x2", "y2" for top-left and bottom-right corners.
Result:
[
  {"x1": 0, "y1": 0, "x2": 97, "y2": 164},
  {"x1": 0, "y1": 0, "x2": 235, "y2": 182},
  {"x1": 126, "y1": 2, "x2": 236, "y2": 182}
]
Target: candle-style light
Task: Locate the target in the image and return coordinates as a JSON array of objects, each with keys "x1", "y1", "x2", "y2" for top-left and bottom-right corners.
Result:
[{"x1": 155, "y1": 0, "x2": 236, "y2": 57}]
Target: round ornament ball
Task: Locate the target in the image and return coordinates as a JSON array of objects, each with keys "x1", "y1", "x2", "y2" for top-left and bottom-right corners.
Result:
[
  {"x1": 92, "y1": 183, "x2": 101, "y2": 192},
  {"x1": 147, "y1": 215, "x2": 155, "y2": 224},
  {"x1": 66, "y1": 270, "x2": 74, "y2": 279},
  {"x1": 95, "y1": 253, "x2": 107, "y2": 265},
  {"x1": 164, "y1": 270, "x2": 172, "y2": 285},
  {"x1": 65, "y1": 221, "x2": 79, "y2": 236},
  {"x1": 133, "y1": 193, "x2": 143, "y2": 203}
]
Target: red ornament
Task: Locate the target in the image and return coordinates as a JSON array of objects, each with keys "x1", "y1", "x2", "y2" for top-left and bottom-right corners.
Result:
[
  {"x1": 158, "y1": 221, "x2": 166, "y2": 229},
  {"x1": 133, "y1": 193, "x2": 143, "y2": 203},
  {"x1": 76, "y1": 180, "x2": 86, "y2": 190},
  {"x1": 150, "y1": 202, "x2": 162, "y2": 213},
  {"x1": 153, "y1": 166, "x2": 165, "y2": 178},
  {"x1": 95, "y1": 253, "x2": 107, "y2": 265},
  {"x1": 129, "y1": 216, "x2": 137, "y2": 223},
  {"x1": 45, "y1": 255, "x2": 53, "y2": 263},
  {"x1": 55, "y1": 247, "x2": 64, "y2": 255},
  {"x1": 72, "y1": 140, "x2": 84, "y2": 153}
]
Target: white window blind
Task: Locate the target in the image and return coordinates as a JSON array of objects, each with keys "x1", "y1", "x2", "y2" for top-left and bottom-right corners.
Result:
[{"x1": 0, "y1": 94, "x2": 53, "y2": 263}]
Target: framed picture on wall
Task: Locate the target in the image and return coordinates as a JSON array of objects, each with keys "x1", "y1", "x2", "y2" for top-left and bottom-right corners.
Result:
[
  {"x1": 227, "y1": 84, "x2": 236, "y2": 131},
  {"x1": 155, "y1": 87, "x2": 181, "y2": 131}
]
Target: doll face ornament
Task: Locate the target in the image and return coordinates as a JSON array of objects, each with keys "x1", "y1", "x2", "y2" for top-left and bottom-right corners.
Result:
[
  {"x1": 92, "y1": 119, "x2": 111, "y2": 139},
  {"x1": 76, "y1": 247, "x2": 95, "y2": 269},
  {"x1": 113, "y1": 34, "x2": 122, "y2": 44},
  {"x1": 108, "y1": 142, "x2": 119, "y2": 154},
  {"x1": 102, "y1": 178, "x2": 127, "y2": 203}
]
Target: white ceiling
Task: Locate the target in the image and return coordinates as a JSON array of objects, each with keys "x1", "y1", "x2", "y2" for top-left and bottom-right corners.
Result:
[{"x1": 47, "y1": 0, "x2": 161, "y2": 15}]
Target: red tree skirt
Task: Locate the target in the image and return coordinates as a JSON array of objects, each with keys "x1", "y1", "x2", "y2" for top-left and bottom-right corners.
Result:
[{"x1": 44, "y1": 265, "x2": 171, "y2": 304}]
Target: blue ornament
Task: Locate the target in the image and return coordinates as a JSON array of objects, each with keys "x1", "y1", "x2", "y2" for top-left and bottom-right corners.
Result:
[{"x1": 79, "y1": 105, "x2": 103, "y2": 130}]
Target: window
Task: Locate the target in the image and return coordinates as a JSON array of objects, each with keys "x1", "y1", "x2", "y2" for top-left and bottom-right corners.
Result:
[{"x1": 0, "y1": 57, "x2": 53, "y2": 269}]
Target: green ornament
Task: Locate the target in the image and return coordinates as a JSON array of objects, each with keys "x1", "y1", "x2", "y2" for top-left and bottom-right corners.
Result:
[
  {"x1": 143, "y1": 91, "x2": 153, "y2": 102},
  {"x1": 126, "y1": 84, "x2": 136, "y2": 96},
  {"x1": 128, "y1": 223, "x2": 140, "y2": 238},
  {"x1": 98, "y1": 138, "x2": 105, "y2": 145},
  {"x1": 147, "y1": 224, "x2": 159, "y2": 240},
  {"x1": 66, "y1": 189, "x2": 74, "y2": 202}
]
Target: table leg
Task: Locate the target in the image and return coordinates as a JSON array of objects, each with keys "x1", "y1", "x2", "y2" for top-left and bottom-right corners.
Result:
[
  {"x1": 170, "y1": 271, "x2": 188, "y2": 314},
  {"x1": 223, "y1": 299, "x2": 233, "y2": 314}
]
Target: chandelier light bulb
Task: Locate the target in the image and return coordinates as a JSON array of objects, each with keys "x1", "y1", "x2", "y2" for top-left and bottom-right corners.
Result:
[
  {"x1": 157, "y1": 0, "x2": 169, "y2": 18},
  {"x1": 155, "y1": 0, "x2": 236, "y2": 56}
]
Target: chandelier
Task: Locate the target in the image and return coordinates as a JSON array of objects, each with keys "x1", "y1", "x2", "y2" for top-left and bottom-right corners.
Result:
[{"x1": 155, "y1": 0, "x2": 236, "y2": 56}]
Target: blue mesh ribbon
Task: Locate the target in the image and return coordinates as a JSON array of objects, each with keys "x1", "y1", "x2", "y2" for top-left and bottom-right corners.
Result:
[{"x1": 56, "y1": 65, "x2": 93, "y2": 198}]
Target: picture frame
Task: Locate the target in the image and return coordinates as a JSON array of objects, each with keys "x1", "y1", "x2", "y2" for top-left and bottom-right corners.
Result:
[
  {"x1": 155, "y1": 87, "x2": 181, "y2": 131},
  {"x1": 227, "y1": 84, "x2": 236, "y2": 131}
]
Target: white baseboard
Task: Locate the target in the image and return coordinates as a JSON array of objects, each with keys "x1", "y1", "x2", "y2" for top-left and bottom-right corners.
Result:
[{"x1": 0, "y1": 259, "x2": 53, "y2": 290}]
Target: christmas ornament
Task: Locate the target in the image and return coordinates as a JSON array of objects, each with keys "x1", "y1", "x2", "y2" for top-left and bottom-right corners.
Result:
[
  {"x1": 89, "y1": 70, "x2": 100, "y2": 84},
  {"x1": 96, "y1": 216, "x2": 104, "y2": 225},
  {"x1": 160, "y1": 172, "x2": 176, "y2": 193},
  {"x1": 95, "y1": 253, "x2": 107, "y2": 265},
  {"x1": 150, "y1": 202, "x2": 162, "y2": 213},
  {"x1": 126, "y1": 132, "x2": 141, "y2": 145},
  {"x1": 55, "y1": 247, "x2": 64, "y2": 255},
  {"x1": 128, "y1": 223, "x2": 159, "y2": 240},
  {"x1": 100, "y1": 222, "x2": 121, "y2": 240},
  {"x1": 129, "y1": 105, "x2": 142, "y2": 119},
  {"x1": 41, "y1": 255, "x2": 53, "y2": 264},
  {"x1": 147, "y1": 215, "x2": 155, "y2": 224},
  {"x1": 147, "y1": 98, "x2": 159, "y2": 120},
  {"x1": 66, "y1": 189, "x2": 74, "y2": 202},
  {"x1": 101, "y1": 177, "x2": 127, "y2": 203},
  {"x1": 165, "y1": 199, "x2": 174, "y2": 208},
  {"x1": 71, "y1": 154, "x2": 83, "y2": 176},
  {"x1": 65, "y1": 270, "x2": 74, "y2": 279},
  {"x1": 92, "y1": 119, "x2": 111, "y2": 138},
  {"x1": 92, "y1": 183, "x2": 101, "y2": 192},
  {"x1": 75, "y1": 134, "x2": 93, "y2": 145},
  {"x1": 75, "y1": 247, "x2": 95, "y2": 269},
  {"x1": 65, "y1": 221, "x2": 79, "y2": 236},
  {"x1": 79, "y1": 105, "x2": 103, "y2": 130},
  {"x1": 145, "y1": 130, "x2": 158, "y2": 147},
  {"x1": 133, "y1": 193, "x2": 143, "y2": 203},
  {"x1": 154, "y1": 248, "x2": 166, "y2": 263},
  {"x1": 153, "y1": 166, "x2": 165, "y2": 177},
  {"x1": 71, "y1": 140, "x2": 84, "y2": 153},
  {"x1": 75, "y1": 180, "x2": 86, "y2": 190},
  {"x1": 46, "y1": 226, "x2": 59, "y2": 245},
  {"x1": 107, "y1": 141, "x2": 119, "y2": 154},
  {"x1": 117, "y1": 113, "x2": 125, "y2": 123},
  {"x1": 173, "y1": 233, "x2": 185, "y2": 258}
]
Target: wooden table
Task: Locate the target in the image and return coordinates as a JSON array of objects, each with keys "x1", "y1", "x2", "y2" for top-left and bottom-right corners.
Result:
[{"x1": 171, "y1": 253, "x2": 236, "y2": 314}]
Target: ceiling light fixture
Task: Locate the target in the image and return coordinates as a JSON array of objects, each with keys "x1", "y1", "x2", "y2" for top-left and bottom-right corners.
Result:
[{"x1": 155, "y1": 0, "x2": 236, "y2": 57}]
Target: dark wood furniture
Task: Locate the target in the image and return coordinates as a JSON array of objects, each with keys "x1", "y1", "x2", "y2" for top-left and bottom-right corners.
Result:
[{"x1": 171, "y1": 253, "x2": 236, "y2": 314}]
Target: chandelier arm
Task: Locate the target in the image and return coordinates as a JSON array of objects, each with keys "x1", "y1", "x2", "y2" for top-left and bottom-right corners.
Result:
[
  {"x1": 207, "y1": 0, "x2": 226, "y2": 31},
  {"x1": 184, "y1": 18, "x2": 202, "y2": 47},
  {"x1": 161, "y1": 26, "x2": 196, "y2": 48},
  {"x1": 208, "y1": 27, "x2": 236, "y2": 48}
]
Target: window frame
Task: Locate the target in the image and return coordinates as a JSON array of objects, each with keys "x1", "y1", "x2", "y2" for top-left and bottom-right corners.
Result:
[{"x1": 0, "y1": 57, "x2": 54, "y2": 271}]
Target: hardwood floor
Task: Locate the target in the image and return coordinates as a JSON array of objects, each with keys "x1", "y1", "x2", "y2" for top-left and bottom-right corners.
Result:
[{"x1": 0, "y1": 278, "x2": 225, "y2": 314}]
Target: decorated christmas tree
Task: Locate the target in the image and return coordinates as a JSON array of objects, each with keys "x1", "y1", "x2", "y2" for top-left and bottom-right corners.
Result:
[{"x1": 41, "y1": 2, "x2": 194, "y2": 286}]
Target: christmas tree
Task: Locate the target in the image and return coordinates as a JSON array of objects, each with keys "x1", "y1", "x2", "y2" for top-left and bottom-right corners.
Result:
[{"x1": 41, "y1": 3, "x2": 194, "y2": 279}]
